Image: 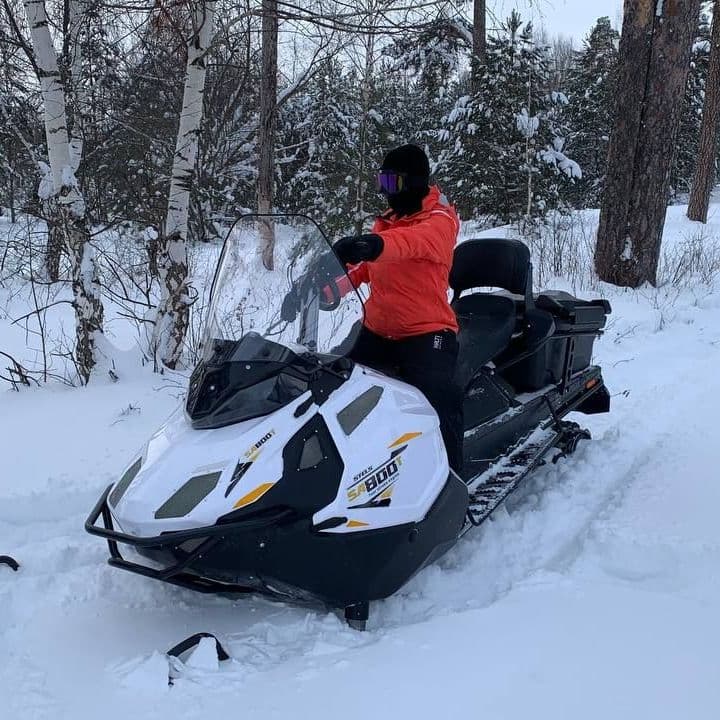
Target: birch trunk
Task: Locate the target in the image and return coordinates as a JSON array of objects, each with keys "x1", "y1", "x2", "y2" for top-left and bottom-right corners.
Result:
[
  {"x1": 67, "y1": 0, "x2": 85, "y2": 174},
  {"x1": 23, "y1": 0, "x2": 104, "y2": 383},
  {"x1": 687, "y1": 0, "x2": 720, "y2": 223},
  {"x1": 153, "y1": 0, "x2": 215, "y2": 369},
  {"x1": 257, "y1": 0, "x2": 278, "y2": 270}
]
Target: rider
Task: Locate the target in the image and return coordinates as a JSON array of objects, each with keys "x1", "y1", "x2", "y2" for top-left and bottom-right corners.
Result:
[{"x1": 333, "y1": 144, "x2": 464, "y2": 474}]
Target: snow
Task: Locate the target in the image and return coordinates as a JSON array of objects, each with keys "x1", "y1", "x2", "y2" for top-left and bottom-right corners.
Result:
[
  {"x1": 622, "y1": 236, "x2": 633, "y2": 261},
  {"x1": 516, "y1": 108, "x2": 540, "y2": 138},
  {"x1": 2, "y1": 205, "x2": 720, "y2": 718}
]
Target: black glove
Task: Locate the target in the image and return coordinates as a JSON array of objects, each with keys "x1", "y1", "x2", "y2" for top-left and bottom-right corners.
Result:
[
  {"x1": 281, "y1": 275, "x2": 339, "y2": 321},
  {"x1": 333, "y1": 234, "x2": 384, "y2": 266}
]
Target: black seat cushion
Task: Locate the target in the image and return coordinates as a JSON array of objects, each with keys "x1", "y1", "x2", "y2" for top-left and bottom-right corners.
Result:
[{"x1": 453, "y1": 294, "x2": 517, "y2": 389}]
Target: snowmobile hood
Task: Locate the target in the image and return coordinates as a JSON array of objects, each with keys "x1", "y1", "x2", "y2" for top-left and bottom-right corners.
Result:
[{"x1": 109, "y1": 400, "x2": 299, "y2": 537}]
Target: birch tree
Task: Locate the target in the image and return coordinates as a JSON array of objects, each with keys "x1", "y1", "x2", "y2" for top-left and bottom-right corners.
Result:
[
  {"x1": 22, "y1": 0, "x2": 105, "y2": 383},
  {"x1": 152, "y1": 0, "x2": 215, "y2": 369}
]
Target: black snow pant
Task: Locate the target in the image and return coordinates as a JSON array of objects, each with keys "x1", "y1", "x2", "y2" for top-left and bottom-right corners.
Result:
[{"x1": 348, "y1": 326, "x2": 464, "y2": 474}]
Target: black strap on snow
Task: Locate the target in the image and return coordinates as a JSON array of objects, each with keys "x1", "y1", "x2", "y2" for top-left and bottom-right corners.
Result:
[
  {"x1": 0, "y1": 555, "x2": 19, "y2": 571},
  {"x1": 166, "y1": 632, "x2": 231, "y2": 686},
  {"x1": 166, "y1": 632, "x2": 230, "y2": 662}
]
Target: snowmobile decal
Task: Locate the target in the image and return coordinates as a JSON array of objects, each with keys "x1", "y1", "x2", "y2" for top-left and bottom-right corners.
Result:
[
  {"x1": 346, "y1": 519, "x2": 369, "y2": 528},
  {"x1": 348, "y1": 456, "x2": 407, "y2": 508},
  {"x1": 224, "y1": 430, "x2": 277, "y2": 498},
  {"x1": 243, "y1": 429, "x2": 276, "y2": 461},
  {"x1": 346, "y1": 433, "x2": 422, "y2": 508},
  {"x1": 233, "y1": 482, "x2": 276, "y2": 509},
  {"x1": 388, "y1": 431, "x2": 422, "y2": 448},
  {"x1": 225, "y1": 461, "x2": 252, "y2": 498},
  {"x1": 347, "y1": 455, "x2": 401, "y2": 505}
]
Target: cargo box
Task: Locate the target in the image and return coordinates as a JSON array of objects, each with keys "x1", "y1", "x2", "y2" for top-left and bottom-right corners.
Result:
[{"x1": 500, "y1": 291, "x2": 611, "y2": 392}]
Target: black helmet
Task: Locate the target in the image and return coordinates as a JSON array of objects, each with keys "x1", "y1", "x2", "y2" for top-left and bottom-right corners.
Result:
[{"x1": 377, "y1": 144, "x2": 430, "y2": 216}]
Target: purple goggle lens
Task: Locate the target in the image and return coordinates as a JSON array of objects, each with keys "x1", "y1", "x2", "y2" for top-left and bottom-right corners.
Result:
[{"x1": 377, "y1": 171, "x2": 406, "y2": 194}]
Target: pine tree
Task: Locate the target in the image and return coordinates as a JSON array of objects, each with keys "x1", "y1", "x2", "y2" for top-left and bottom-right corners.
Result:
[
  {"x1": 384, "y1": 16, "x2": 466, "y2": 155},
  {"x1": 98, "y1": 35, "x2": 185, "y2": 234},
  {"x1": 688, "y1": 0, "x2": 720, "y2": 221},
  {"x1": 278, "y1": 59, "x2": 395, "y2": 235},
  {"x1": 670, "y1": 8, "x2": 711, "y2": 198},
  {"x1": 437, "y1": 12, "x2": 580, "y2": 223},
  {"x1": 0, "y1": 17, "x2": 42, "y2": 222},
  {"x1": 565, "y1": 17, "x2": 619, "y2": 208},
  {"x1": 595, "y1": 0, "x2": 701, "y2": 288}
]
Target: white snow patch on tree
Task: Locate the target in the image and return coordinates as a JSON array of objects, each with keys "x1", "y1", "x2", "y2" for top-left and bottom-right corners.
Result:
[
  {"x1": 516, "y1": 109, "x2": 540, "y2": 138},
  {"x1": 622, "y1": 237, "x2": 634, "y2": 261}
]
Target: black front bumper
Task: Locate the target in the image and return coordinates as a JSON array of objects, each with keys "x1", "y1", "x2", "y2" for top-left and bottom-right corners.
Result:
[
  {"x1": 85, "y1": 473, "x2": 468, "y2": 607},
  {"x1": 85, "y1": 485, "x2": 294, "y2": 594}
]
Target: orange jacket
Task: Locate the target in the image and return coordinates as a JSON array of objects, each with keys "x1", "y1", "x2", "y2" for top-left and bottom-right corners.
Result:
[{"x1": 347, "y1": 186, "x2": 460, "y2": 338}]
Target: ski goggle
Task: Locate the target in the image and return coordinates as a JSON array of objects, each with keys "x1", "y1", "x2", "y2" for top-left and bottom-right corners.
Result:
[{"x1": 377, "y1": 171, "x2": 408, "y2": 194}]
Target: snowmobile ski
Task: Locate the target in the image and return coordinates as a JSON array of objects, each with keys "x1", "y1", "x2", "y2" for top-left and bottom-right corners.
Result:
[
  {"x1": 166, "y1": 632, "x2": 232, "y2": 686},
  {"x1": 0, "y1": 555, "x2": 19, "y2": 571}
]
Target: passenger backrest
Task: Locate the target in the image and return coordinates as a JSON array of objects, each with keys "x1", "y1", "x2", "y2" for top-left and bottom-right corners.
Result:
[{"x1": 450, "y1": 238, "x2": 533, "y2": 306}]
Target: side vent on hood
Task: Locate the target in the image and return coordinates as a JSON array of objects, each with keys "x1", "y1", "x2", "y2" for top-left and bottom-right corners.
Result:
[
  {"x1": 109, "y1": 457, "x2": 142, "y2": 507},
  {"x1": 337, "y1": 386, "x2": 383, "y2": 436},
  {"x1": 154, "y1": 472, "x2": 222, "y2": 519},
  {"x1": 298, "y1": 433, "x2": 324, "y2": 470}
]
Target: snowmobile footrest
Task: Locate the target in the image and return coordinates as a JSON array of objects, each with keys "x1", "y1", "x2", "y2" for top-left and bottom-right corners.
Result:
[
  {"x1": 344, "y1": 601, "x2": 369, "y2": 631},
  {"x1": 463, "y1": 415, "x2": 593, "y2": 532}
]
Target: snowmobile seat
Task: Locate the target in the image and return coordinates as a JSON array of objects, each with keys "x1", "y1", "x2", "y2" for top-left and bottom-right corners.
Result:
[
  {"x1": 450, "y1": 238, "x2": 536, "y2": 389},
  {"x1": 452, "y1": 295, "x2": 517, "y2": 388}
]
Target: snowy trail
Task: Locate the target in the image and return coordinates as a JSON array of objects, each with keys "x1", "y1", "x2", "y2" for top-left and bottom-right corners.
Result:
[{"x1": 2, "y1": 282, "x2": 720, "y2": 718}]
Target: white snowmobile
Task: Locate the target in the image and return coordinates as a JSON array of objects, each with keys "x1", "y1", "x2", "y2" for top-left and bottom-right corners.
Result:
[{"x1": 86, "y1": 215, "x2": 611, "y2": 630}]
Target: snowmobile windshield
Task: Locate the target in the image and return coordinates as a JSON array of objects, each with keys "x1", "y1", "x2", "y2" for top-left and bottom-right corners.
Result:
[{"x1": 201, "y1": 215, "x2": 365, "y2": 364}]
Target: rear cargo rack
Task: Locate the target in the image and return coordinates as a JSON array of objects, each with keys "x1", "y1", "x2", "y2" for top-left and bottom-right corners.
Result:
[{"x1": 499, "y1": 291, "x2": 611, "y2": 393}]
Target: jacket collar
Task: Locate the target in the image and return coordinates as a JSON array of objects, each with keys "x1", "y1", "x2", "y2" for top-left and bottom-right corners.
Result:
[{"x1": 377, "y1": 186, "x2": 442, "y2": 225}]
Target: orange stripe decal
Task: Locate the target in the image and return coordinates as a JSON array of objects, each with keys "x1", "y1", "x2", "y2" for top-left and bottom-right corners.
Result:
[
  {"x1": 346, "y1": 519, "x2": 369, "y2": 528},
  {"x1": 233, "y1": 482, "x2": 275, "y2": 509},
  {"x1": 388, "y1": 432, "x2": 422, "y2": 448}
]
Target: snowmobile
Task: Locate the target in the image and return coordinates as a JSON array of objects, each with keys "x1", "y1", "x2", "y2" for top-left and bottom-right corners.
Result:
[{"x1": 86, "y1": 214, "x2": 611, "y2": 630}]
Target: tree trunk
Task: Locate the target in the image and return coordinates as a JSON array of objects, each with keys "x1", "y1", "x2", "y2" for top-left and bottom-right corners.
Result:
[
  {"x1": 687, "y1": 0, "x2": 720, "y2": 222},
  {"x1": 257, "y1": 0, "x2": 278, "y2": 270},
  {"x1": 25, "y1": 0, "x2": 78, "y2": 281},
  {"x1": 9, "y1": 172, "x2": 15, "y2": 224},
  {"x1": 63, "y1": 207, "x2": 104, "y2": 378},
  {"x1": 67, "y1": 0, "x2": 85, "y2": 174},
  {"x1": 24, "y1": 0, "x2": 104, "y2": 382},
  {"x1": 595, "y1": 0, "x2": 701, "y2": 288},
  {"x1": 154, "y1": 1, "x2": 215, "y2": 369},
  {"x1": 354, "y1": 29, "x2": 375, "y2": 235},
  {"x1": 471, "y1": 0, "x2": 486, "y2": 93},
  {"x1": 46, "y1": 221, "x2": 63, "y2": 282}
]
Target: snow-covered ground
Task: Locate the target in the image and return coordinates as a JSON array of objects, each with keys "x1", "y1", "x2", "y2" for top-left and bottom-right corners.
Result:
[{"x1": 2, "y1": 207, "x2": 720, "y2": 719}]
